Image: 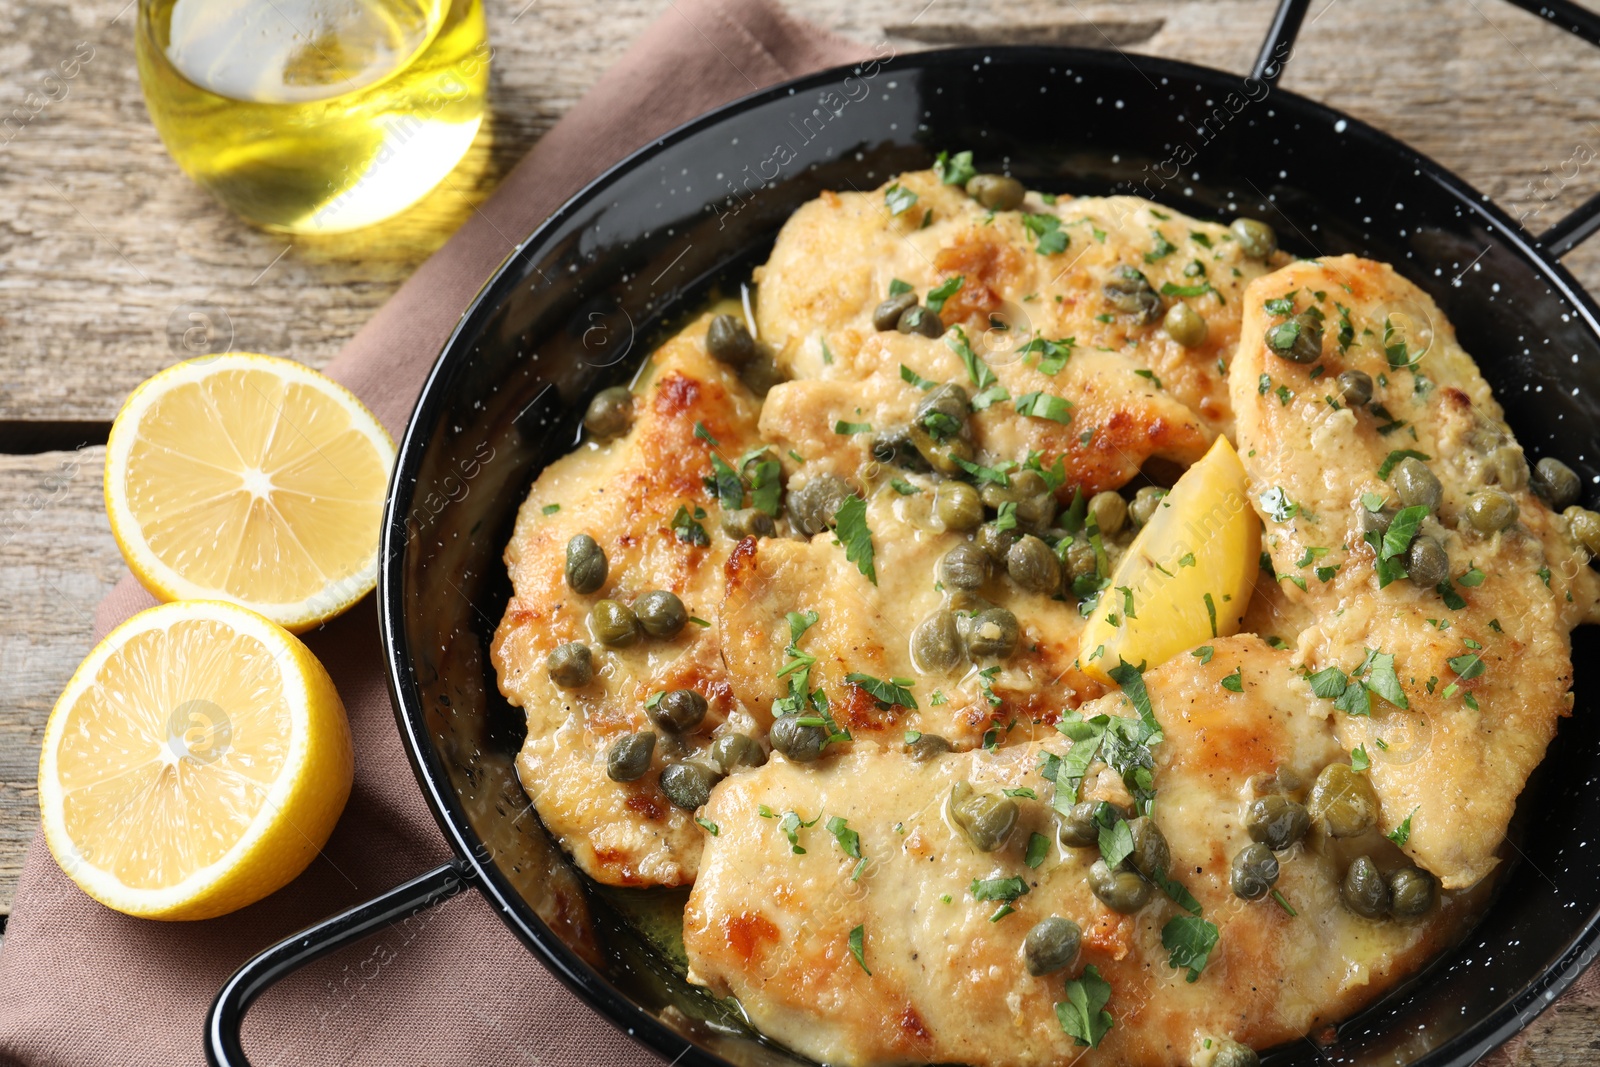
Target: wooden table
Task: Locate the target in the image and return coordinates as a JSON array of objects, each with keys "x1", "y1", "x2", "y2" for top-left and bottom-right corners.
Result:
[{"x1": 2, "y1": 0, "x2": 1597, "y2": 1056}]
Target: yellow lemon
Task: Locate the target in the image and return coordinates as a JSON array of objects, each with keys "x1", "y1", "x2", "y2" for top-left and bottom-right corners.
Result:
[
  {"x1": 104, "y1": 353, "x2": 395, "y2": 633},
  {"x1": 1079, "y1": 436, "x2": 1260, "y2": 682},
  {"x1": 38, "y1": 600, "x2": 353, "y2": 920}
]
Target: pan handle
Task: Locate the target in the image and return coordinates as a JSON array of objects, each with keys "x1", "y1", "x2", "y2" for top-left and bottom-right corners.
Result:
[
  {"x1": 203, "y1": 859, "x2": 475, "y2": 1067},
  {"x1": 1253, "y1": 0, "x2": 1600, "y2": 256}
]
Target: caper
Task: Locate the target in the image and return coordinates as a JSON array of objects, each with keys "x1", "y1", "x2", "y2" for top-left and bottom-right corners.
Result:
[
  {"x1": 634, "y1": 590, "x2": 688, "y2": 638},
  {"x1": 1469, "y1": 423, "x2": 1508, "y2": 452},
  {"x1": 1564, "y1": 506, "x2": 1600, "y2": 555},
  {"x1": 1057, "y1": 802, "x2": 1102, "y2": 848},
  {"x1": 1309, "y1": 762, "x2": 1379, "y2": 838},
  {"x1": 1083, "y1": 491, "x2": 1126, "y2": 537},
  {"x1": 1391, "y1": 457, "x2": 1442, "y2": 512},
  {"x1": 1103, "y1": 265, "x2": 1162, "y2": 325},
  {"x1": 1163, "y1": 303, "x2": 1207, "y2": 347},
  {"x1": 1388, "y1": 866, "x2": 1439, "y2": 919},
  {"x1": 1211, "y1": 1039, "x2": 1261, "y2": 1067},
  {"x1": 917, "y1": 383, "x2": 971, "y2": 440},
  {"x1": 1356, "y1": 503, "x2": 1395, "y2": 540},
  {"x1": 660, "y1": 761, "x2": 720, "y2": 810},
  {"x1": 873, "y1": 291, "x2": 919, "y2": 331},
  {"x1": 1007, "y1": 535, "x2": 1062, "y2": 594},
  {"x1": 871, "y1": 425, "x2": 928, "y2": 471},
  {"x1": 934, "y1": 481, "x2": 984, "y2": 531},
  {"x1": 565, "y1": 533, "x2": 608, "y2": 594},
  {"x1": 1064, "y1": 538, "x2": 1098, "y2": 583},
  {"x1": 1337, "y1": 369, "x2": 1373, "y2": 407},
  {"x1": 769, "y1": 714, "x2": 829, "y2": 762},
  {"x1": 909, "y1": 422, "x2": 974, "y2": 474},
  {"x1": 1406, "y1": 535, "x2": 1449, "y2": 587},
  {"x1": 591, "y1": 599, "x2": 640, "y2": 647},
  {"x1": 1128, "y1": 486, "x2": 1167, "y2": 528},
  {"x1": 966, "y1": 173, "x2": 1025, "y2": 211},
  {"x1": 898, "y1": 305, "x2": 945, "y2": 338},
  {"x1": 962, "y1": 606, "x2": 1020, "y2": 659},
  {"x1": 546, "y1": 642, "x2": 594, "y2": 689},
  {"x1": 1267, "y1": 312, "x2": 1324, "y2": 364},
  {"x1": 583, "y1": 386, "x2": 635, "y2": 439},
  {"x1": 1230, "y1": 842, "x2": 1280, "y2": 900},
  {"x1": 650, "y1": 689, "x2": 708, "y2": 734},
  {"x1": 1023, "y1": 916, "x2": 1082, "y2": 977},
  {"x1": 1484, "y1": 444, "x2": 1528, "y2": 491},
  {"x1": 911, "y1": 610, "x2": 965, "y2": 672},
  {"x1": 1341, "y1": 855, "x2": 1391, "y2": 919},
  {"x1": 905, "y1": 731, "x2": 952, "y2": 761},
  {"x1": 1088, "y1": 858, "x2": 1153, "y2": 913},
  {"x1": 1467, "y1": 488, "x2": 1518, "y2": 534},
  {"x1": 1124, "y1": 817, "x2": 1170, "y2": 878},
  {"x1": 976, "y1": 521, "x2": 1020, "y2": 563},
  {"x1": 1230, "y1": 217, "x2": 1278, "y2": 259},
  {"x1": 939, "y1": 542, "x2": 991, "y2": 590},
  {"x1": 721, "y1": 507, "x2": 775, "y2": 540},
  {"x1": 706, "y1": 313, "x2": 756, "y2": 366},
  {"x1": 739, "y1": 351, "x2": 786, "y2": 395},
  {"x1": 949, "y1": 780, "x2": 1018, "y2": 852},
  {"x1": 606, "y1": 732, "x2": 656, "y2": 782},
  {"x1": 709, "y1": 732, "x2": 764, "y2": 773},
  {"x1": 1534, "y1": 457, "x2": 1582, "y2": 510},
  {"x1": 788, "y1": 474, "x2": 851, "y2": 537},
  {"x1": 984, "y1": 471, "x2": 1055, "y2": 530},
  {"x1": 1245, "y1": 795, "x2": 1310, "y2": 851}
]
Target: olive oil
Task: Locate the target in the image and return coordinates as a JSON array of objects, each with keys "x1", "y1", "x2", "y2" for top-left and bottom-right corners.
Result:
[{"x1": 136, "y1": 0, "x2": 488, "y2": 233}]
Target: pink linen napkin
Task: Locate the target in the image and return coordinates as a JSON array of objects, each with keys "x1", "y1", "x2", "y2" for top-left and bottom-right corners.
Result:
[{"x1": 0, "y1": 3, "x2": 863, "y2": 1064}]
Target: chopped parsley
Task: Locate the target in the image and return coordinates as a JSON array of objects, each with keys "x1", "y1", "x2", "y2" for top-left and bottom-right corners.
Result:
[
  {"x1": 541, "y1": 503, "x2": 561, "y2": 515},
  {"x1": 1350, "y1": 745, "x2": 1370, "y2": 772},
  {"x1": 1056, "y1": 966, "x2": 1115, "y2": 1048},
  {"x1": 1387, "y1": 808, "x2": 1419, "y2": 847},
  {"x1": 833, "y1": 495, "x2": 877, "y2": 585},
  {"x1": 1021, "y1": 336, "x2": 1076, "y2": 375},
  {"x1": 670, "y1": 504, "x2": 710, "y2": 546},
  {"x1": 900, "y1": 364, "x2": 937, "y2": 390},
  {"x1": 1015, "y1": 390, "x2": 1075, "y2": 424},
  {"x1": 848, "y1": 924, "x2": 871, "y2": 974},
  {"x1": 845, "y1": 672, "x2": 917, "y2": 709},
  {"x1": 1026, "y1": 832, "x2": 1050, "y2": 869},
  {"x1": 933, "y1": 149, "x2": 976, "y2": 186},
  {"x1": 695, "y1": 816, "x2": 719, "y2": 836},
  {"x1": 885, "y1": 183, "x2": 918, "y2": 216},
  {"x1": 708, "y1": 453, "x2": 743, "y2": 511},
  {"x1": 1378, "y1": 449, "x2": 1432, "y2": 480},
  {"x1": 1022, "y1": 212, "x2": 1068, "y2": 254},
  {"x1": 1192, "y1": 645, "x2": 1214, "y2": 664},
  {"x1": 1459, "y1": 565, "x2": 1486, "y2": 587},
  {"x1": 1144, "y1": 229, "x2": 1177, "y2": 262},
  {"x1": 833, "y1": 420, "x2": 873, "y2": 435},
  {"x1": 825, "y1": 816, "x2": 868, "y2": 881},
  {"x1": 1220, "y1": 667, "x2": 1244, "y2": 693},
  {"x1": 1260, "y1": 487, "x2": 1301, "y2": 523},
  {"x1": 1160, "y1": 280, "x2": 1214, "y2": 299},
  {"x1": 777, "y1": 810, "x2": 820, "y2": 853},
  {"x1": 890, "y1": 478, "x2": 920, "y2": 495},
  {"x1": 1161, "y1": 915, "x2": 1220, "y2": 983},
  {"x1": 887, "y1": 278, "x2": 913, "y2": 297},
  {"x1": 925, "y1": 275, "x2": 964, "y2": 313},
  {"x1": 693, "y1": 420, "x2": 719, "y2": 446}
]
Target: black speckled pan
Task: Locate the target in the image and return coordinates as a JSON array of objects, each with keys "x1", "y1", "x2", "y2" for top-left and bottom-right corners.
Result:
[{"x1": 207, "y1": 1, "x2": 1600, "y2": 1064}]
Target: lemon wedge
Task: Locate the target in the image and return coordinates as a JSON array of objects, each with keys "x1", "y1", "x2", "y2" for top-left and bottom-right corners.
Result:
[
  {"x1": 38, "y1": 600, "x2": 353, "y2": 920},
  {"x1": 1079, "y1": 436, "x2": 1260, "y2": 682},
  {"x1": 104, "y1": 353, "x2": 395, "y2": 633}
]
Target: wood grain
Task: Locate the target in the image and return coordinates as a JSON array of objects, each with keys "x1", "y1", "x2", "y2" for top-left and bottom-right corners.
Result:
[{"x1": 1, "y1": 0, "x2": 1598, "y2": 1056}]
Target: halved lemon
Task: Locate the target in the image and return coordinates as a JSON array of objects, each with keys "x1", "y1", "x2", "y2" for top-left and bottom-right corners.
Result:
[
  {"x1": 39, "y1": 600, "x2": 353, "y2": 920},
  {"x1": 1079, "y1": 436, "x2": 1260, "y2": 682},
  {"x1": 104, "y1": 353, "x2": 395, "y2": 633}
]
